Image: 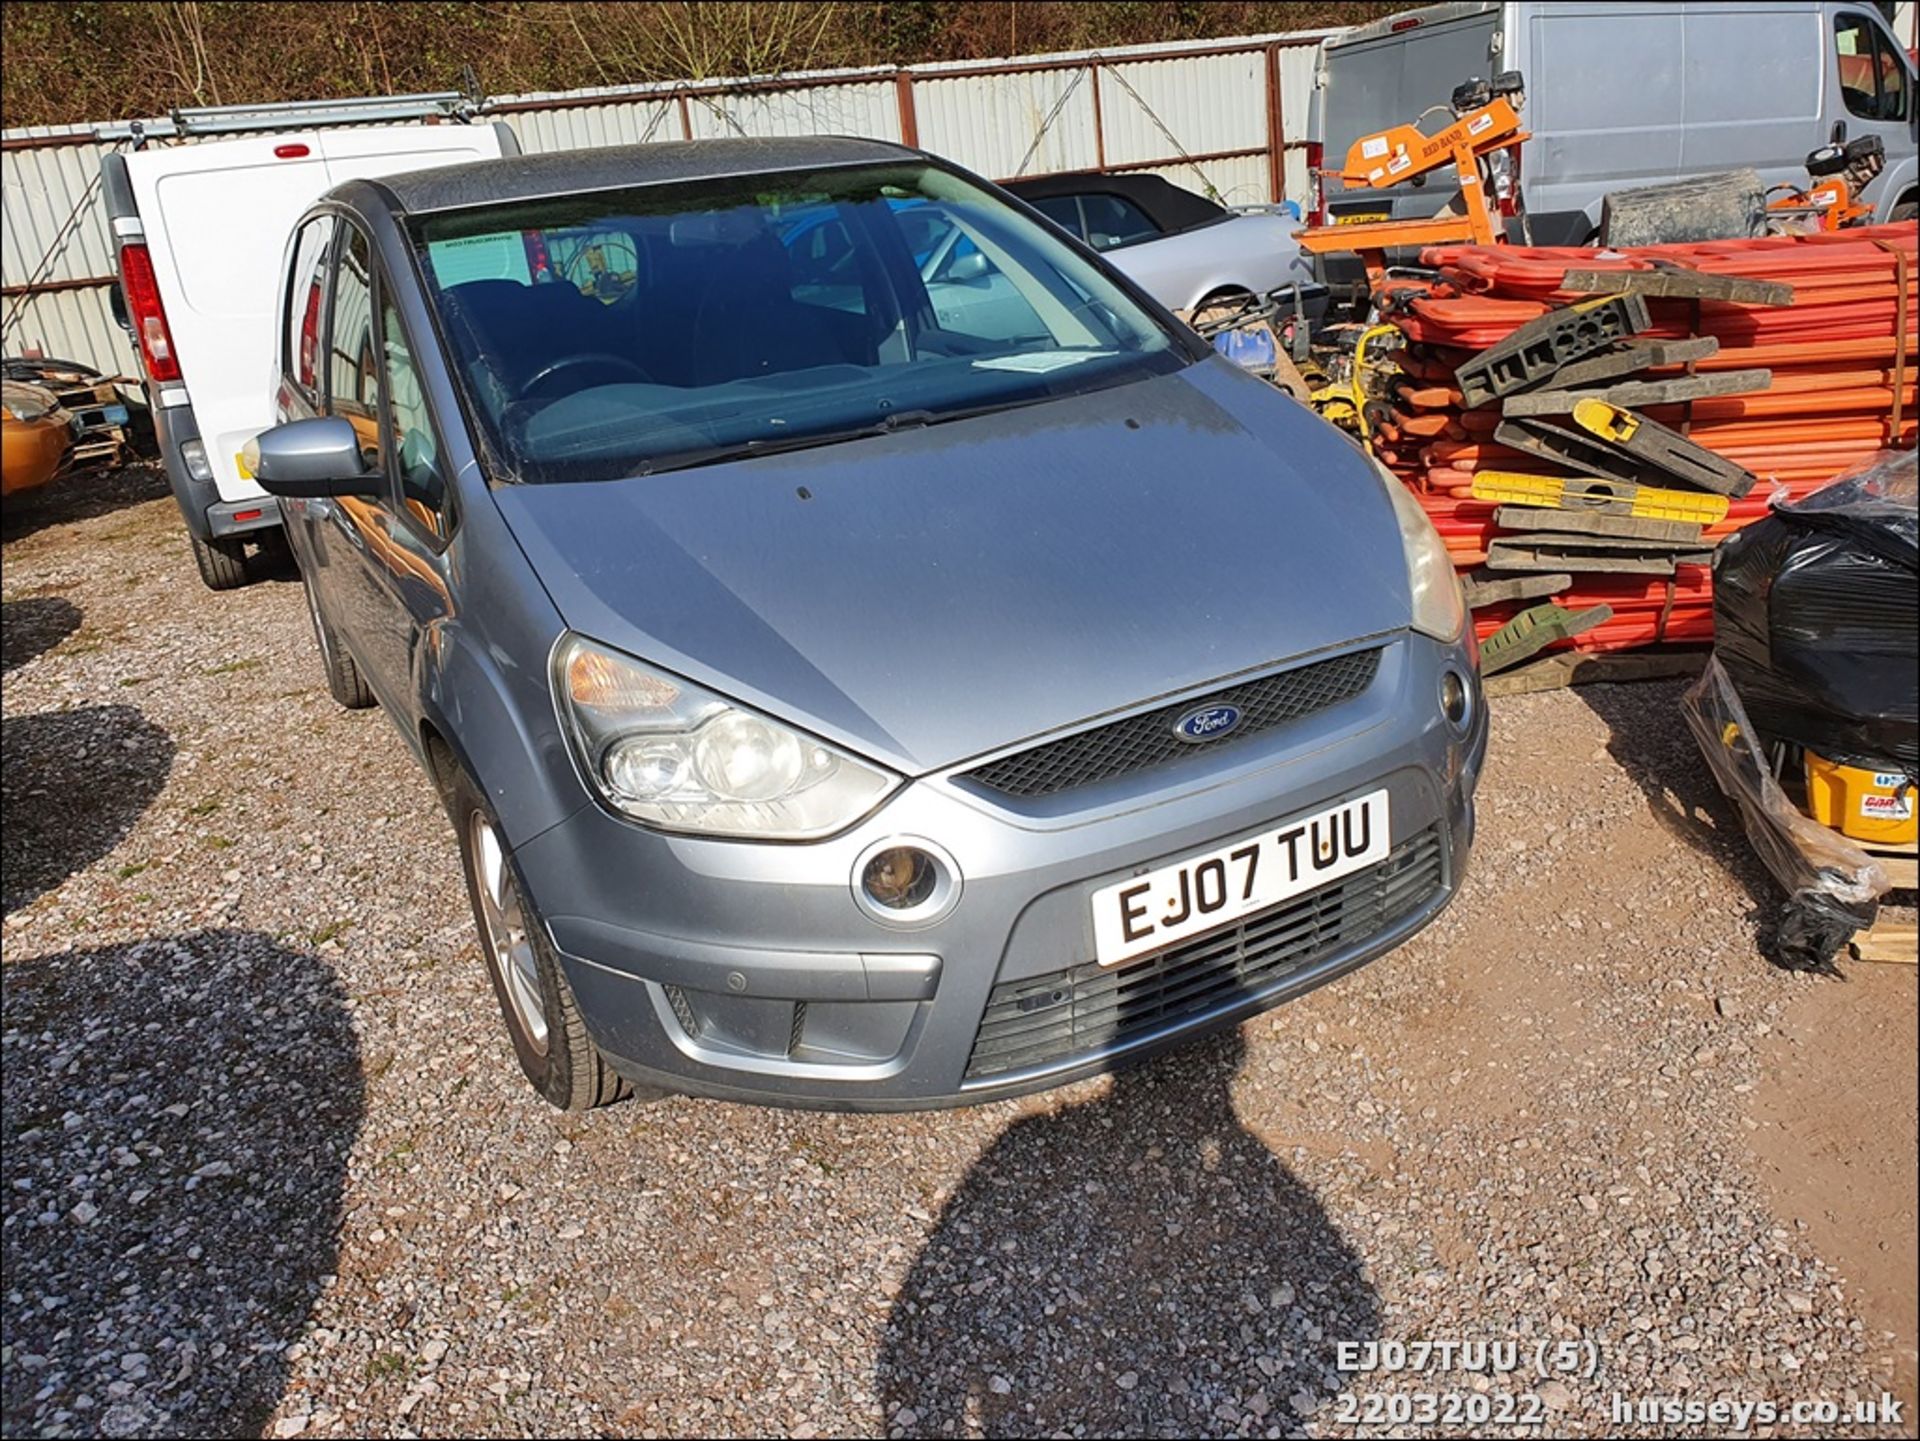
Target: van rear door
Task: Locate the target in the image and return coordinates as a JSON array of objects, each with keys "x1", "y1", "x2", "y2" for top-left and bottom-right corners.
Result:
[
  {"x1": 126, "y1": 124, "x2": 502, "y2": 508},
  {"x1": 1318, "y1": 3, "x2": 1503, "y2": 225},
  {"x1": 128, "y1": 132, "x2": 331, "y2": 506}
]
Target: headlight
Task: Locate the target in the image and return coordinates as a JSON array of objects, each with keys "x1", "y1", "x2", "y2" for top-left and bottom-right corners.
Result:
[
  {"x1": 1376, "y1": 461, "x2": 1466, "y2": 642},
  {"x1": 553, "y1": 635, "x2": 899, "y2": 839}
]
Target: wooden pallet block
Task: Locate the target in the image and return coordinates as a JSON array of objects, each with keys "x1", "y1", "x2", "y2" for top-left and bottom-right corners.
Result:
[
  {"x1": 1482, "y1": 646, "x2": 1710, "y2": 697},
  {"x1": 1850, "y1": 836, "x2": 1918, "y2": 966},
  {"x1": 1851, "y1": 920, "x2": 1917, "y2": 965}
]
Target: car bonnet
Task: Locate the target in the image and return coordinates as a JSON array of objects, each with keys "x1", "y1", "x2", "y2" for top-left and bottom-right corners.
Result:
[{"x1": 490, "y1": 360, "x2": 1412, "y2": 776}]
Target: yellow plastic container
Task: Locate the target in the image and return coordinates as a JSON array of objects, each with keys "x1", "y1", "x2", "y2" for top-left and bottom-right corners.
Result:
[{"x1": 1803, "y1": 752, "x2": 1917, "y2": 845}]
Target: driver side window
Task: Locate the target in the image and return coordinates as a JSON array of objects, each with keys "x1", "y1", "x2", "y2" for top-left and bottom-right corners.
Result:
[
  {"x1": 1835, "y1": 13, "x2": 1911, "y2": 121},
  {"x1": 382, "y1": 300, "x2": 451, "y2": 542},
  {"x1": 325, "y1": 226, "x2": 383, "y2": 476}
]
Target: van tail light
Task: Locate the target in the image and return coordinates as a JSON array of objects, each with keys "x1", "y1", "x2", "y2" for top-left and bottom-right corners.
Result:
[
  {"x1": 1306, "y1": 142, "x2": 1329, "y2": 227},
  {"x1": 523, "y1": 229, "x2": 552, "y2": 281},
  {"x1": 298, "y1": 280, "x2": 323, "y2": 388},
  {"x1": 1497, "y1": 144, "x2": 1524, "y2": 220},
  {"x1": 117, "y1": 242, "x2": 181, "y2": 383}
]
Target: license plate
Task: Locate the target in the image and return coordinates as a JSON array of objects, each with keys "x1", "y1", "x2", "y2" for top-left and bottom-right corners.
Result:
[
  {"x1": 1335, "y1": 211, "x2": 1390, "y2": 225},
  {"x1": 1091, "y1": 789, "x2": 1390, "y2": 967}
]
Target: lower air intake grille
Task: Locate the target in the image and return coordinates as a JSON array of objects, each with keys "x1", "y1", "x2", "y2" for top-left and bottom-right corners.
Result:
[
  {"x1": 964, "y1": 824, "x2": 1444, "y2": 1081},
  {"x1": 963, "y1": 648, "x2": 1381, "y2": 800}
]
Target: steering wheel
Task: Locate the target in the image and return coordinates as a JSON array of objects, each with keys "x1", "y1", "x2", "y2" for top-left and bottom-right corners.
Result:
[{"x1": 519, "y1": 352, "x2": 651, "y2": 400}]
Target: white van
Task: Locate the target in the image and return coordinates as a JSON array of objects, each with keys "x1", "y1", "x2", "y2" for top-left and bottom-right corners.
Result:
[
  {"x1": 104, "y1": 106, "x2": 514, "y2": 588},
  {"x1": 1309, "y1": 1, "x2": 1917, "y2": 246}
]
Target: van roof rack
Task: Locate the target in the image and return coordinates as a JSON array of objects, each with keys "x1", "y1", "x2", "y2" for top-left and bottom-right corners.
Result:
[{"x1": 95, "y1": 91, "x2": 474, "y2": 144}]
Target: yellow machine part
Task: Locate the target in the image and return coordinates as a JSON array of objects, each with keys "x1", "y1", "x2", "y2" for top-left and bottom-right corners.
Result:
[
  {"x1": 1467, "y1": 470, "x2": 1731, "y2": 525},
  {"x1": 1804, "y1": 752, "x2": 1917, "y2": 844},
  {"x1": 1571, "y1": 398, "x2": 1639, "y2": 443},
  {"x1": 1308, "y1": 324, "x2": 1399, "y2": 439}
]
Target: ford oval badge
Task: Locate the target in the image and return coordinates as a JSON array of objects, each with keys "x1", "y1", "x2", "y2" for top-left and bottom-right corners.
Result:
[{"x1": 1173, "y1": 704, "x2": 1242, "y2": 744}]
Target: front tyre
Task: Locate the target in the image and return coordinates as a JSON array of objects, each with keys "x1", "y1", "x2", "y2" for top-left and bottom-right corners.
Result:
[
  {"x1": 449, "y1": 766, "x2": 652, "y2": 1110},
  {"x1": 300, "y1": 571, "x2": 374, "y2": 710}
]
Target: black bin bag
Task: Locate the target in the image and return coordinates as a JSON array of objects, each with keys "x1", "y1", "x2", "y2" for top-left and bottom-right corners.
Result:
[{"x1": 1710, "y1": 449, "x2": 1917, "y2": 777}]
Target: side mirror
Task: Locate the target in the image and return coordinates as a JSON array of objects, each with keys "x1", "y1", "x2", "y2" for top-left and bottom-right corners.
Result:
[
  {"x1": 247, "y1": 416, "x2": 383, "y2": 498},
  {"x1": 946, "y1": 251, "x2": 990, "y2": 283}
]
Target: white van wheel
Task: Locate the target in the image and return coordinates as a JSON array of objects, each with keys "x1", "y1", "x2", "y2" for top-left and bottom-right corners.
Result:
[{"x1": 188, "y1": 532, "x2": 249, "y2": 591}]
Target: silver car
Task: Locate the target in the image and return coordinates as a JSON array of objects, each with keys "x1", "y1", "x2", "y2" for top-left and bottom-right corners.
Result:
[
  {"x1": 247, "y1": 137, "x2": 1484, "y2": 1111},
  {"x1": 1003, "y1": 171, "x2": 1328, "y2": 317}
]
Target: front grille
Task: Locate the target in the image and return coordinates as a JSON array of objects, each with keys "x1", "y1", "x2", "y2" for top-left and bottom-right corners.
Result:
[
  {"x1": 963, "y1": 648, "x2": 1381, "y2": 800},
  {"x1": 964, "y1": 824, "x2": 1444, "y2": 1081}
]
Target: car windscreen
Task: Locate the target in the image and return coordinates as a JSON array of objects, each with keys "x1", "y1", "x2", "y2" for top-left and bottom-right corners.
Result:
[{"x1": 409, "y1": 162, "x2": 1192, "y2": 483}]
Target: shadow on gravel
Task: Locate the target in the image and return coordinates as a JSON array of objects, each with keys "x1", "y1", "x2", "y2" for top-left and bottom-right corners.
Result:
[
  {"x1": 1, "y1": 705, "x2": 174, "y2": 914},
  {"x1": 1579, "y1": 679, "x2": 1779, "y2": 916},
  {"x1": 0, "y1": 462, "x2": 170, "y2": 545},
  {"x1": 1, "y1": 595, "x2": 83, "y2": 673},
  {"x1": 0, "y1": 929, "x2": 364, "y2": 1438},
  {"x1": 877, "y1": 1028, "x2": 1379, "y2": 1436}
]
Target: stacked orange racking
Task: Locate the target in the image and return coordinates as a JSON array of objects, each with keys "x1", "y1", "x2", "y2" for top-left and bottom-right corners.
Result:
[{"x1": 1367, "y1": 225, "x2": 1917, "y2": 659}]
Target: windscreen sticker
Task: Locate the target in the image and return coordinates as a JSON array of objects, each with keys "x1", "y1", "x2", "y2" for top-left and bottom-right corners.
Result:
[{"x1": 973, "y1": 352, "x2": 1105, "y2": 373}]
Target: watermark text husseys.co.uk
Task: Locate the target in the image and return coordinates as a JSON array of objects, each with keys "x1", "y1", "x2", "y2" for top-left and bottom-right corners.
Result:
[{"x1": 1612, "y1": 1392, "x2": 1906, "y2": 1431}]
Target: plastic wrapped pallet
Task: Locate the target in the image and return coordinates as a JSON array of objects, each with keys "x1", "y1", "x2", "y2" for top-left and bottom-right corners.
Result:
[
  {"x1": 1682, "y1": 657, "x2": 1892, "y2": 971},
  {"x1": 1708, "y1": 449, "x2": 1918, "y2": 776}
]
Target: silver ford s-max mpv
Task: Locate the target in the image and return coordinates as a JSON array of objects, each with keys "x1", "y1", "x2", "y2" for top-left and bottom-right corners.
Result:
[{"x1": 249, "y1": 137, "x2": 1485, "y2": 1111}]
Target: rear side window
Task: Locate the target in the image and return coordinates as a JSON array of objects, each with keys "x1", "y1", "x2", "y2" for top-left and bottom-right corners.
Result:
[
  {"x1": 283, "y1": 216, "x2": 335, "y2": 396},
  {"x1": 1028, "y1": 195, "x2": 1086, "y2": 238},
  {"x1": 1835, "y1": 13, "x2": 1911, "y2": 121},
  {"x1": 1078, "y1": 194, "x2": 1161, "y2": 251},
  {"x1": 326, "y1": 227, "x2": 382, "y2": 469}
]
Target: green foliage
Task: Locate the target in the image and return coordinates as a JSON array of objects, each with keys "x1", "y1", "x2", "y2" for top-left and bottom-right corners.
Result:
[{"x1": 2, "y1": 1, "x2": 1399, "y2": 127}]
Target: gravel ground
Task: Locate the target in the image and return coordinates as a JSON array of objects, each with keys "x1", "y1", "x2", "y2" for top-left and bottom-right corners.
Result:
[{"x1": 3, "y1": 467, "x2": 1914, "y2": 1439}]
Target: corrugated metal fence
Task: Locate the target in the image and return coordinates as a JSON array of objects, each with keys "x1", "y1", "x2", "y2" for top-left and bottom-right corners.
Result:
[{"x1": 1, "y1": 28, "x2": 1335, "y2": 376}]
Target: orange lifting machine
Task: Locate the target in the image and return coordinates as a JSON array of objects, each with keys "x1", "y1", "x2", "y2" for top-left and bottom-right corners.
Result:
[{"x1": 1295, "y1": 72, "x2": 1529, "y2": 284}]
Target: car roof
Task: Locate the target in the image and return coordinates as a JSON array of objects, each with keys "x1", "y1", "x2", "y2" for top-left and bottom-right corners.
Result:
[
  {"x1": 364, "y1": 135, "x2": 921, "y2": 215},
  {"x1": 1002, "y1": 171, "x2": 1225, "y2": 234}
]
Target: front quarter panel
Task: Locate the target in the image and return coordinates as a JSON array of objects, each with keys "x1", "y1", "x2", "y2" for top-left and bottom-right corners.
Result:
[{"x1": 424, "y1": 497, "x2": 585, "y2": 847}]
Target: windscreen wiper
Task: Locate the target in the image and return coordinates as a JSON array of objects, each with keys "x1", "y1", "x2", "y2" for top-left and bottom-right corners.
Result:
[{"x1": 636, "y1": 408, "x2": 946, "y2": 476}]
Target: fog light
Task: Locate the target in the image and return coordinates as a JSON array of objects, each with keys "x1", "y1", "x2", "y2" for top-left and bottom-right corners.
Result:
[
  {"x1": 180, "y1": 439, "x2": 213, "y2": 483},
  {"x1": 1440, "y1": 669, "x2": 1471, "y2": 728},
  {"x1": 852, "y1": 837, "x2": 961, "y2": 928},
  {"x1": 863, "y1": 847, "x2": 934, "y2": 909}
]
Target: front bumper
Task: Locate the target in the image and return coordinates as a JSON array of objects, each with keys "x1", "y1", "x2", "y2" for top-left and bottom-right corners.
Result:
[{"x1": 512, "y1": 631, "x2": 1487, "y2": 1109}]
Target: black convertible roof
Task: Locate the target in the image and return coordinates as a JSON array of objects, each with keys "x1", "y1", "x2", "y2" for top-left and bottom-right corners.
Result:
[
  {"x1": 1002, "y1": 171, "x2": 1226, "y2": 234},
  {"x1": 365, "y1": 135, "x2": 918, "y2": 214}
]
